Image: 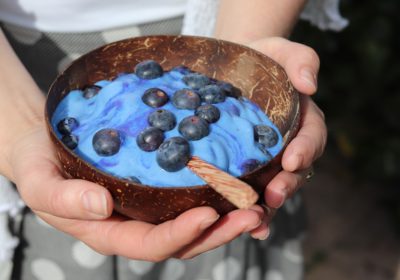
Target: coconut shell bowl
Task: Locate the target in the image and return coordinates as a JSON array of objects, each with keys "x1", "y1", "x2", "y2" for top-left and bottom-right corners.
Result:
[{"x1": 45, "y1": 35, "x2": 300, "y2": 224}]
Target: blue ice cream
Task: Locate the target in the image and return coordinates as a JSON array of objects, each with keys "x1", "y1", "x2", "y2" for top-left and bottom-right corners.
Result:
[{"x1": 51, "y1": 66, "x2": 282, "y2": 187}]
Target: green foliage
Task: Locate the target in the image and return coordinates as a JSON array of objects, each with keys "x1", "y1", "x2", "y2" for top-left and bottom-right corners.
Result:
[{"x1": 291, "y1": 0, "x2": 400, "y2": 184}]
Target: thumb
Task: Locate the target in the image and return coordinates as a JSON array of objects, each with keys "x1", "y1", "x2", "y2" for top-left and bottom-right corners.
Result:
[{"x1": 17, "y1": 158, "x2": 113, "y2": 220}]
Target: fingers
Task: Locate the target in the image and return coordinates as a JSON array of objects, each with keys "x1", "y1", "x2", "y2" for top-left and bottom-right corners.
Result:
[
  {"x1": 264, "y1": 96, "x2": 326, "y2": 209},
  {"x1": 249, "y1": 205, "x2": 277, "y2": 240},
  {"x1": 248, "y1": 38, "x2": 325, "y2": 207},
  {"x1": 12, "y1": 125, "x2": 114, "y2": 220},
  {"x1": 282, "y1": 96, "x2": 327, "y2": 172},
  {"x1": 38, "y1": 206, "x2": 220, "y2": 262},
  {"x1": 264, "y1": 98, "x2": 323, "y2": 208},
  {"x1": 248, "y1": 205, "x2": 269, "y2": 240},
  {"x1": 130, "y1": 207, "x2": 220, "y2": 261},
  {"x1": 248, "y1": 37, "x2": 320, "y2": 95},
  {"x1": 249, "y1": 222, "x2": 269, "y2": 240},
  {"x1": 174, "y1": 207, "x2": 262, "y2": 259},
  {"x1": 263, "y1": 167, "x2": 313, "y2": 208}
]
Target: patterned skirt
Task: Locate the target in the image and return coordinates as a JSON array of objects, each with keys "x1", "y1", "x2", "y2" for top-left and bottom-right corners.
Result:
[{"x1": 1, "y1": 18, "x2": 306, "y2": 280}]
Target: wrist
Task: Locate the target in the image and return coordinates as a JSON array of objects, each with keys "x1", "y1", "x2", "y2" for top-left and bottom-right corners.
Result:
[{"x1": 213, "y1": 0, "x2": 307, "y2": 45}]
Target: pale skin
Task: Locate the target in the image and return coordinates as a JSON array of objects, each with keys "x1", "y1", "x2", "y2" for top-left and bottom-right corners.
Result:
[
  {"x1": 0, "y1": 0, "x2": 326, "y2": 261},
  {"x1": 215, "y1": 0, "x2": 308, "y2": 42}
]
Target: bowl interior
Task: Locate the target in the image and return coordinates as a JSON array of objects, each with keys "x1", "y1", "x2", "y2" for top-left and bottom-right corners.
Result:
[{"x1": 47, "y1": 35, "x2": 299, "y2": 139}]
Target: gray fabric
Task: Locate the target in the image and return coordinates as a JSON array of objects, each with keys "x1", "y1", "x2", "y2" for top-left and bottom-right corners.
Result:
[
  {"x1": 13, "y1": 200, "x2": 306, "y2": 280},
  {"x1": 2, "y1": 19, "x2": 306, "y2": 280}
]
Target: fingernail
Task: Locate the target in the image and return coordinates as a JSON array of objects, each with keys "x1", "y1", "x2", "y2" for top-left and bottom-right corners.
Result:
[
  {"x1": 257, "y1": 227, "x2": 270, "y2": 240},
  {"x1": 200, "y1": 214, "x2": 220, "y2": 230},
  {"x1": 273, "y1": 188, "x2": 287, "y2": 208},
  {"x1": 287, "y1": 153, "x2": 302, "y2": 171},
  {"x1": 249, "y1": 205, "x2": 264, "y2": 215},
  {"x1": 82, "y1": 191, "x2": 108, "y2": 217},
  {"x1": 300, "y1": 68, "x2": 317, "y2": 89},
  {"x1": 246, "y1": 218, "x2": 263, "y2": 232}
]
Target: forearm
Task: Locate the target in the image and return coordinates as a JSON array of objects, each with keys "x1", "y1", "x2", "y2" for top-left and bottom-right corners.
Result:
[
  {"x1": 0, "y1": 30, "x2": 45, "y2": 180},
  {"x1": 214, "y1": 0, "x2": 307, "y2": 44}
]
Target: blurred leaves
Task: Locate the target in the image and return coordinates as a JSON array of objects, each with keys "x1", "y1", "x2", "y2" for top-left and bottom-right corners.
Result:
[{"x1": 291, "y1": 0, "x2": 400, "y2": 184}]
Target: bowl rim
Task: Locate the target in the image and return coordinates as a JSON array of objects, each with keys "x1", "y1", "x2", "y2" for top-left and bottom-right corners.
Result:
[{"x1": 45, "y1": 34, "x2": 300, "y2": 191}]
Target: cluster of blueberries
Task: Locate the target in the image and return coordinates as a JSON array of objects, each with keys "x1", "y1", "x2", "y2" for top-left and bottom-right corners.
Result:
[
  {"x1": 135, "y1": 60, "x2": 241, "y2": 172},
  {"x1": 56, "y1": 60, "x2": 279, "y2": 182}
]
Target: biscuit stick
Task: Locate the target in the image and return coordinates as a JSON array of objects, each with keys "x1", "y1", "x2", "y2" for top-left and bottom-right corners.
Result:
[{"x1": 187, "y1": 156, "x2": 259, "y2": 209}]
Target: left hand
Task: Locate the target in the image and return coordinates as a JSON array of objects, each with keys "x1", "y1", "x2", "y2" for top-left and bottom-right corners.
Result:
[{"x1": 176, "y1": 37, "x2": 327, "y2": 250}]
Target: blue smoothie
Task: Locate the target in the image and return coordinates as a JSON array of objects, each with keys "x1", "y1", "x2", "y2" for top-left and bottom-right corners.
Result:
[{"x1": 51, "y1": 64, "x2": 282, "y2": 187}]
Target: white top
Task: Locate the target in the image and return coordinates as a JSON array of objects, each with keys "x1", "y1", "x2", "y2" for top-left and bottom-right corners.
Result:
[
  {"x1": 300, "y1": 0, "x2": 348, "y2": 31},
  {"x1": 0, "y1": 0, "x2": 187, "y2": 32},
  {"x1": 182, "y1": 0, "x2": 348, "y2": 37},
  {"x1": 0, "y1": 176, "x2": 24, "y2": 262},
  {"x1": 0, "y1": 0, "x2": 348, "y2": 33}
]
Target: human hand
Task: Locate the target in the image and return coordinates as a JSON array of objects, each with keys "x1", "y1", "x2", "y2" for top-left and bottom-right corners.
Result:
[
  {"x1": 245, "y1": 37, "x2": 327, "y2": 240},
  {"x1": 8, "y1": 124, "x2": 264, "y2": 261}
]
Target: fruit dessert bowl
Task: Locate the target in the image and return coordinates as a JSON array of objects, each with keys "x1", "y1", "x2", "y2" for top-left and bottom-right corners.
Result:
[{"x1": 45, "y1": 35, "x2": 300, "y2": 224}]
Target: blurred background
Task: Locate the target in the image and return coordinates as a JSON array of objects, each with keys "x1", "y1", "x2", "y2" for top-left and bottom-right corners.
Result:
[{"x1": 291, "y1": 1, "x2": 400, "y2": 279}]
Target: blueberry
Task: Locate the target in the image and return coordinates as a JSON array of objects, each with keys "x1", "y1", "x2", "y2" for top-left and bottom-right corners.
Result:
[
  {"x1": 61, "y1": 134, "x2": 78, "y2": 150},
  {"x1": 198, "y1": 85, "x2": 226, "y2": 104},
  {"x1": 182, "y1": 73, "x2": 210, "y2": 89},
  {"x1": 148, "y1": 109, "x2": 176, "y2": 131},
  {"x1": 240, "y1": 159, "x2": 262, "y2": 174},
  {"x1": 83, "y1": 85, "x2": 102, "y2": 99},
  {"x1": 92, "y1": 128, "x2": 122, "y2": 156},
  {"x1": 136, "y1": 127, "x2": 164, "y2": 152},
  {"x1": 172, "y1": 89, "x2": 201, "y2": 110},
  {"x1": 134, "y1": 60, "x2": 163, "y2": 79},
  {"x1": 142, "y1": 87, "x2": 169, "y2": 108},
  {"x1": 57, "y1": 117, "x2": 79, "y2": 135},
  {"x1": 218, "y1": 81, "x2": 242, "y2": 99},
  {"x1": 156, "y1": 137, "x2": 190, "y2": 172},
  {"x1": 178, "y1": 116, "x2": 209, "y2": 141},
  {"x1": 195, "y1": 104, "x2": 220, "y2": 123},
  {"x1": 254, "y1": 125, "x2": 279, "y2": 148},
  {"x1": 257, "y1": 144, "x2": 273, "y2": 160},
  {"x1": 124, "y1": 176, "x2": 141, "y2": 184}
]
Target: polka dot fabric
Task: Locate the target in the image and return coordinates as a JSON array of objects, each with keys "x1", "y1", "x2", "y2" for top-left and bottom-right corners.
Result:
[{"x1": 5, "y1": 19, "x2": 306, "y2": 280}]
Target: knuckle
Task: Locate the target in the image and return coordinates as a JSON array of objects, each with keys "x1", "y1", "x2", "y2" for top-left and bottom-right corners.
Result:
[
  {"x1": 313, "y1": 103, "x2": 326, "y2": 122},
  {"x1": 46, "y1": 188, "x2": 65, "y2": 215},
  {"x1": 316, "y1": 133, "x2": 327, "y2": 159},
  {"x1": 302, "y1": 46, "x2": 320, "y2": 67}
]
